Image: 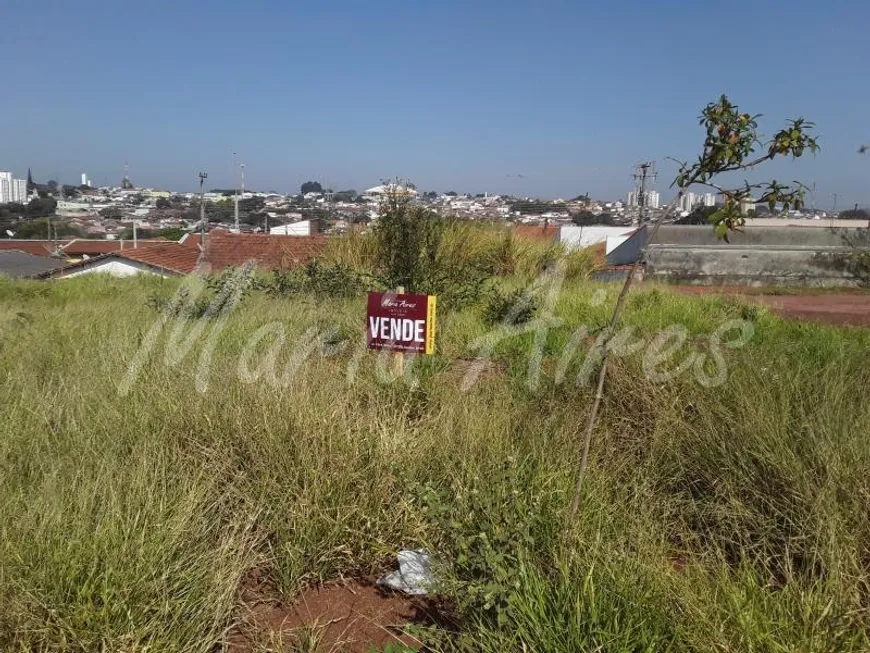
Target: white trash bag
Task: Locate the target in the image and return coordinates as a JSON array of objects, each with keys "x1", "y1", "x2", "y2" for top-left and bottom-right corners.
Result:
[{"x1": 377, "y1": 549, "x2": 434, "y2": 596}]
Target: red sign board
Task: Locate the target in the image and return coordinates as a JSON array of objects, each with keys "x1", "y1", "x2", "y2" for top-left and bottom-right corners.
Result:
[{"x1": 367, "y1": 292, "x2": 437, "y2": 355}]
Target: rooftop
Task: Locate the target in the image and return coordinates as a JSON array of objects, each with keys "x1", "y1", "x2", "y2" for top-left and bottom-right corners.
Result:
[
  {"x1": 201, "y1": 232, "x2": 328, "y2": 271},
  {"x1": 0, "y1": 251, "x2": 68, "y2": 278}
]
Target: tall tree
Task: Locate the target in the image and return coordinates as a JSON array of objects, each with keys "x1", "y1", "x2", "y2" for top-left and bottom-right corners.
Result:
[{"x1": 301, "y1": 181, "x2": 323, "y2": 195}]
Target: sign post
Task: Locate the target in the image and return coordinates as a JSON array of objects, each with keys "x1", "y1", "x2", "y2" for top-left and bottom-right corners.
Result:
[
  {"x1": 394, "y1": 286, "x2": 405, "y2": 376},
  {"x1": 367, "y1": 289, "x2": 437, "y2": 375}
]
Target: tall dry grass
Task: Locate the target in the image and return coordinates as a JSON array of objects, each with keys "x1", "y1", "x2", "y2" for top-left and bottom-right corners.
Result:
[
  {"x1": 323, "y1": 221, "x2": 598, "y2": 282},
  {"x1": 1, "y1": 274, "x2": 869, "y2": 651}
]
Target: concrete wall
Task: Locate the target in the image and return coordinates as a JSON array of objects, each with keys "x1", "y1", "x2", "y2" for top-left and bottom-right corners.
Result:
[
  {"x1": 649, "y1": 225, "x2": 869, "y2": 248},
  {"x1": 646, "y1": 245, "x2": 863, "y2": 287},
  {"x1": 607, "y1": 228, "x2": 648, "y2": 266}
]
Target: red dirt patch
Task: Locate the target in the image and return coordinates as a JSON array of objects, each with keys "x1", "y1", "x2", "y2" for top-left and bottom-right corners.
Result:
[
  {"x1": 228, "y1": 575, "x2": 448, "y2": 653},
  {"x1": 669, "y1": 286, "x2": 870, "y2": 327}
]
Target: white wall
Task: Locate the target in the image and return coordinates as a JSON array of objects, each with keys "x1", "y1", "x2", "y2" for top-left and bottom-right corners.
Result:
[
  {"x1": 270, "y1": 220, "x2": 313, "y2": 236},
  {"x1": 559, "y1": 226, "x2": 636, "y2": 249},
  {"x1": 61, "y1": 259, "x2": 167, "y2": 278},
  {"x1": 605, "y1": 234, "x2": 631, "y2": 255}
]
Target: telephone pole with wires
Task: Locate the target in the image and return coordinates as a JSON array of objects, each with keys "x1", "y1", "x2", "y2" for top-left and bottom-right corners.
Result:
[
  {"x1": 198, "y1": 171, "x2": 208, "y2": 253},
  {"x1": 632, "y1": 161, "x2": 657, "y2": 226}
]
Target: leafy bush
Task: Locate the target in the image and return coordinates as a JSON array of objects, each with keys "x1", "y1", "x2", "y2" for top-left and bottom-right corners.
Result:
[
  {"x1": 146, "y1": 266, "x2": 255, "y2": 318},
  {"x1": 415, "y1": 463, "x2": 558, "y2": 627},
  {"x1": 483, "y1": 288, "x2": 540, "y2": 325},
  {"x1": 371, "y1": 196, "x2": 445, "y2": 291},
  {"x1": 262, "y1": 260, "x2": 378, "y2": 298}
]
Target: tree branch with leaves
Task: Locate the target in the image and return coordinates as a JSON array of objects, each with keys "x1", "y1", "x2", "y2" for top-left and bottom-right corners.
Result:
[{"x1": 569, "y1": 95, "x2": 819, "y2": 520}]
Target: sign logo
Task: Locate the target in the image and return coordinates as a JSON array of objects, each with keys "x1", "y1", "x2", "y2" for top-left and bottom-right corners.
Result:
[{"x1": 367, "y1": 291, "x2": 437, "y2": 355}]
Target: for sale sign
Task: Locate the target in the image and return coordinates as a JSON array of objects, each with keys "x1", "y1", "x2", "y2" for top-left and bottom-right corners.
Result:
[{"x1": 367, "y1": 292, "x2": 437, "y2": 355}]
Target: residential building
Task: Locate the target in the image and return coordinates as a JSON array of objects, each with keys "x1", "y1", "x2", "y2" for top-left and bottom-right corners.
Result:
[
  {"x1": 627, "y1": 190, "x2": 660, "y2": 209},
  {"x1": 40, "y1": 233, "x2": 327, "y2": 278},
  {"x1": 703, "y1": 193, "x2": 716, "y2": 207},
  {"x1": 679, "y1": 192, "x2": 698, "y2": 213},
  {"x1": 0, "y1": 171, "x2": 28, "y2": 204}
]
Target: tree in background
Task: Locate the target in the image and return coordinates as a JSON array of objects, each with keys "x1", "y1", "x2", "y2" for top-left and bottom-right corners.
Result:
[
  {"x1": 840, "y1": 208, "x2": 869, "y2": 220},
  {"x1": 0, "y1": 203, "x2": 27, "y2": 218},
  {"x1": 153, "y1": 227, "x2": 187, "y2": 241},
  {"x1": 15, "y1": 218, "x2": 81, "y2": 239},
  {"x1": 571, "y1": 210, "x2": 613, "y2": 226},
  {"x1": 511, "y1": 199, "x2": 554, "y2": 215},
  {"x1": 25, "y1": 197, "x2": 57, "y2": 218},
  {"x1": 332, "y1": 190, "x2": 358, "y2": 203},
  {"x1": 117, "y1": 226, "x2": 187, "y2": 241},
  {"x1": 99, "y1": 207, "x2": 124, "y2": 220},
  {"x1": 300, "y1": 181, "x2": 323, "y2": 195},
  {"x1": 155, "y1": 197, "x2": 171, "y2": 210},
  {"x1": 675, "y1": 205, "x2": 718, "y2": 225}
]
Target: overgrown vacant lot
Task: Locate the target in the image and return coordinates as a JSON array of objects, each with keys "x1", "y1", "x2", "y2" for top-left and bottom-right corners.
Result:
[{"x1": 2, "y1": 273, "x2": 870, "y2": 651}]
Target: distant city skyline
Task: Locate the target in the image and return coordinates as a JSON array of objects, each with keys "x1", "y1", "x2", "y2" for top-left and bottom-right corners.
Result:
[{"x1": 2, "y1": 1, "x2": 868, "y2": 208}]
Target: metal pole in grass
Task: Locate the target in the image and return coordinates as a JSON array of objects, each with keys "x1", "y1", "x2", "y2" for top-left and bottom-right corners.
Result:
[
  {"x1": 394, "y1": 285, "x2": 405, "y2": 377},
  {"x1": 568, "y1": 198, "x2": 676, "y2": 519}
]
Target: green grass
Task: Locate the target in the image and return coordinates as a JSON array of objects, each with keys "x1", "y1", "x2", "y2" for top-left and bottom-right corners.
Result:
[{"x1": 1, "y1": 273, "x2": 869, "y2": 651}]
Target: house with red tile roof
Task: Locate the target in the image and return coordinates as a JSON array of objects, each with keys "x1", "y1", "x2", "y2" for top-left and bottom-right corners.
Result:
[
  {"x1": 0, "y1": 240, "x2": 65, "y2": 258},
  {"x1": 37, "y1": 242, "x2": 204, "y2": 279},
  {"x1": 200, "y1": 232, "x2": 327, "y2": 271},
  {"x1": 35, "y1": 233, "x2": 328, "y2": 279},
  {"x1": 60, "y1": 238, "x2": 166, "y2": 259}
]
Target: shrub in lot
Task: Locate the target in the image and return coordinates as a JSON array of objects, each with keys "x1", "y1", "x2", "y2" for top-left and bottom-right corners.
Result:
[
  {"x1": 263, "y1": 260, "x2": 378, "y2": 298},
  {"x1": 483, "y1": 287, "x2": 540, "y2": 326}
]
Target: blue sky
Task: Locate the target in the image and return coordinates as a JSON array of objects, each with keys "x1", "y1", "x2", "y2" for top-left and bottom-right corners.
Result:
[{"x1": 1, "y1": 0, "x2": 868, "y2": 207}]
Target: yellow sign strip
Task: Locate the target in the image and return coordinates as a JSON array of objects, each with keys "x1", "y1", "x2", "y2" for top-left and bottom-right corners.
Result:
[{"x1": 425, "y1": 295, "x2": 437, "y2": 355}]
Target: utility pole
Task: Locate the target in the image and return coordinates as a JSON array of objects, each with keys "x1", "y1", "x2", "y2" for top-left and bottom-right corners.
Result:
[
  {"x1": 236, "y1": 163, "x2": 245, "y2": 233},
  {"x1": 632, "y1": 161, "x2": 657, "y2": 226},
  {"x1": 233, "y1": 152, "x2": 239, "y2": 232},
  {"x1": 198, "y1": 171, "x2": 208, "y2": 254}
]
